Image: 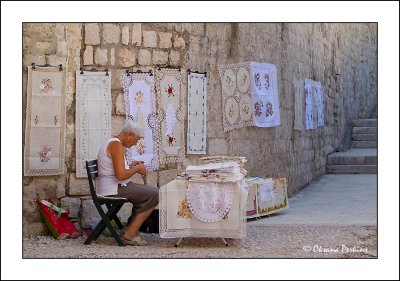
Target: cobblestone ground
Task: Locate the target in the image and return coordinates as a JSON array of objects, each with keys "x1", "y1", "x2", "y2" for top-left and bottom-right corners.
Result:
[{"x1": 23, "y1": 225, "x2": 377, "y2": 258}]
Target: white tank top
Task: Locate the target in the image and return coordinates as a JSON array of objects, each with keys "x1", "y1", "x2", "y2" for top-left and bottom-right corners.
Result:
[{"x1": 95, "y1": 137, "x2": 130, "y2": 196}]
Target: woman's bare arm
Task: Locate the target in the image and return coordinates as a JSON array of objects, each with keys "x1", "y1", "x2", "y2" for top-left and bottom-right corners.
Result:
[{"x1": 108, "y1": 141, "x2": 146, "y2": 180}]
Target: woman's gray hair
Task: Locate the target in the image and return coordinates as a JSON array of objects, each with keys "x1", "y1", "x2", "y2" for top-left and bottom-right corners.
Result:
[{"x1": 122, "y1": 119, "x2": 144, "y2": 137}]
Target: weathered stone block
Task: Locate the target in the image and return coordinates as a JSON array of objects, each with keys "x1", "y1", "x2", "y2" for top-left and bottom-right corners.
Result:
[
  {"x1": 23, "y1": 220, "x2": 48, "y2": 237},
  {"x1": 56, "y1": 175, "x2": 67, "y2": 198},
  {"x1": 47, "y1": 55, "x2": 66, "y2": 66},
  {"x1": 57, "y1": 41, "x2": 67, "y2": 56},
  {"x1": 111, "y1": 69, "x2": 124, "y2": 91},
  {"x1": 138, "y1": 49, "x2": 151, "y2": 66},
  {"x1": 143, "y1": 31, "x2": 157, "y2": 48},
  {"x1": 94, "y1": 47, "x2": 108, "y2": 66},
  {"x1": 69, "y1": 173, "x2": 90, "y2": 196},
  {"x1": 118, "y1": 48, "x2": 136, "y2": 67},
  {"x1": 55, "y1": 24, "x2": 65, "y2": 39},
  {"x1": 61, "y1": 197, "x2": 81, "y2": 218},
  {"x1": 35, "y1": 41, "x2": 55, "y2": 54},
  {"x1": 121, "y1": 25, "x2": 130, "y2": 45},
  {"x1": 110, "y1": 47, "x2": 116, "y2": 66},
  {"x1": 169, "y1": 50, "x2": 180, "y2": 66},
  {"x1": 115, "y1": 93, "x2": 125, "y2": 115},
  {"x1": 132, "y1": 23, "x2": 142, "y2": 46},
  {"x1": 103, "y1": 23, "x2": 120, "y2": 44},
  {"x1": 85, "y1": 23, "x2": 100, "y2": 45},
  {"x1": 66, "y1": 24, "x2": 82, "y2": 56},
  {"x1": 192, "y1": 23, "x2": 205, "y2": 36},
  {"x1": 83, "y1": 46, "x2": 93, "y2": 65},
  {"x1": 173, "y1": 36, "x2": 186, "y2": 49},
  {"x1": 23, "y1": 197, "x2": 41, "y2": 222},
  {"x1": 24, "y1": 54, "x2": 46, "y2": 66},
  {"x1": 152, "y1": 50, "x2": 168, "y2": 65},
  {"x1": 189, "y1": 36, "x2": 201, "y2": 54},
  {"x1": 159, "y1": 32, "x2": 172, "y2": 48}
]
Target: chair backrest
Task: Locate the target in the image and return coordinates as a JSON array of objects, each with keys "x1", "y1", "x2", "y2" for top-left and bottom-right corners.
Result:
[{"x1": 85, "y1": 160, "x2": 99, "y2": 201}]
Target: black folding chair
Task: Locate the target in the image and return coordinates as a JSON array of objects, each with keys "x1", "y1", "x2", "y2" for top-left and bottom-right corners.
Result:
[{"x1": 84, "y1": 160, "x2": 129, "y2": 246}]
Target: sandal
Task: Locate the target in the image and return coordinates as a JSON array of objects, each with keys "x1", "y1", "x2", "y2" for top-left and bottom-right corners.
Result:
[{"x1": 124, "y1": 235, "x2": 148, "y2": 246}]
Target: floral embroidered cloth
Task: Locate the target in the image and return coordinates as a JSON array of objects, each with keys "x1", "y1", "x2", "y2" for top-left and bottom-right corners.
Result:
[
  {"x1": 250, "y1": 62, "x2": 281, "y2": 127},
  {"x1": 76, "y1": 71, "x2": 111, "y2": 177},
  {"x1": 245, "y1": 177, "x2": 288, "y2": 218},
  {"x1": 159, "y1": 179, "x2": 247, "y2": 239},
  {"x1": 304, "y1": 79, "x2": 324, "y2": 130},
  {"x1": 24, "y1": 66, "x2": 66, "y2": 176},
  {"x1": 123, "y1": 72, "x2": 159, "y2": 171},
  {"x1": 155, "y1": 68, "x2": 185, "y2": 164},
  {"x1": 218, "y1": 62, "x2": 280, "y2": 131},
  {"x1": 187, "y1": 72, "x2": 207, "y2": 154}
]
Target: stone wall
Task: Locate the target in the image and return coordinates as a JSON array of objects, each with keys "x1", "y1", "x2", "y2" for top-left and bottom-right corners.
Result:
[{"x1": 22, "y1": 23, "x2": 377, "y2": 235}]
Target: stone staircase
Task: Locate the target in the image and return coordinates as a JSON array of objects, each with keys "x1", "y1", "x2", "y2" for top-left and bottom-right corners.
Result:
[
  {"x1": 351, "y1": 119, "x2": 377, "y2": 148},
  {"x1": 327, "y1": 119, "x2": 377, "y2": 174}
]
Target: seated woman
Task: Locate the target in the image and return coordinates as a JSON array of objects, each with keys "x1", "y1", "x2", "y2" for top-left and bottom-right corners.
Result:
[{"x1": 96, "y1": 120, "x2": 158, "y2": 246}]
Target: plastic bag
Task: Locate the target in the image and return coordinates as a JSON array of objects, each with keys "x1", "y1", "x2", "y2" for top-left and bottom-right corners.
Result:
[{"x1": 36, "y1": 198, "x2": 81, "y2": 239}]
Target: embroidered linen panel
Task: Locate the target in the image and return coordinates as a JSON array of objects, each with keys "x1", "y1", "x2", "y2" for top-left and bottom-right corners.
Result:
[
  {"x1": 245, "y1": 177, "x2": 288, "y2": 218},
  {"x1": 316, "y1": 82, "x2": 324, "y2": 127},
  {"x1": 155, "y1": 68, "x2": 185, "y2": 164},
  {"x1": 250, "y1": 62, "x2": 281, "y2": 127},
  {"x1": 304, "y1": 79, "x2": 324, "y2": 130},
  {"x1": 218, "y1": 63, "x2": 254, "y2": 132},
  {"x1": 187, "y1": 72, "x2": 207, "y2": 154},
  {"x1": 24, "y1": 66, "x2": 66, "y2": 176},
  {"x1": 123, "y1": 72, "x2": 159, "y2": 171},
  {"x1": 75, "y1": 71, "x2": 112, "y2": 178},
  {"x1": 294, "y1": 78, "x2": 305, "y2": 130}
]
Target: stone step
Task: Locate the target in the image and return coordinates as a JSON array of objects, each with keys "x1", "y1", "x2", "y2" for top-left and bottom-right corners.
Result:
[
  {"x1": 326, "y1": 165, "x2": 377, "y2": 174},
  {"x1": 328, "y1": 154, "x2": 377, "y2": 165},
  {"x1": 353, "y1": 127, "x2": 377, "y2": 134},
  {"x1": 352, "y1": 119, "x2": 377, "y2": 127},
  {"x1": 352, "y1": 141, "x2": 377, "y2": 148},
  {"x1": 352, "y1": 134, "x2": 377, "y2": 141}
]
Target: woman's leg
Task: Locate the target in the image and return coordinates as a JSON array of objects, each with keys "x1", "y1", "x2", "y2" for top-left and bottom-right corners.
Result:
[
  {"x1": 124, "y1": 205, "x2": 156, "y2": 240},
  {"x1": 117, "y1": 182, "x2": 159, "y2": 240}
]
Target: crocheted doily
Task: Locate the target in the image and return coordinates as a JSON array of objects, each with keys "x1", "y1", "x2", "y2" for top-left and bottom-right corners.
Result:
[{"x1": 186, "y1": 182, "x2": 233, "y2": 223}]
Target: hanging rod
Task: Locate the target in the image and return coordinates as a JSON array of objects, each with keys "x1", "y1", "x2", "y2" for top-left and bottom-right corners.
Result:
[
  {"x1": 188, "y1": 69, "x2": 207, "y2": 77},
  {"x1": 157, "y1": 65, "x2": 181, "y2": 71},
  {"x1": 80, "y1": 67, "x2": 109, "y2": 76},
  {"x1": 32, "y1": 63, "x2": 63, "y2": 71},
  {"x1": 125, "y1": 69, "x2": 153, "y2": 76}
]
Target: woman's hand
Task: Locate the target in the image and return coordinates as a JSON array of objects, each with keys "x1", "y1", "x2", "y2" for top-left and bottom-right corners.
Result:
[
  {"x1": 135, "y1": 163, "x2": 147, "y2": 175},
  {"x1": 129, "y1": 160, "x2": 144, "y2": 169}
]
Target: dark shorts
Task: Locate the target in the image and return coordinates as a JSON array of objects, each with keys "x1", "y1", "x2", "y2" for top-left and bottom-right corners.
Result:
[{"x1": 117, "y1": 182, "x2": 159, "y2": 217}]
